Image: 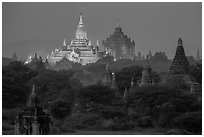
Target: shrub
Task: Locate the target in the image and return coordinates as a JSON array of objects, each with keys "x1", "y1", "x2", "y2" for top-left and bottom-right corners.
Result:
[
  {"x1": 157, "y1": 112, "x2": 181, "y2": 127},
  {"x1": 172, "y1": 112, "x2": 202, "y2": 134},
  {"x1": 136, "y1": 115, "x2": 154, "y2": 128},
  {"x1": 67, "y1": 113, "x2": 102, "y2": 130}
]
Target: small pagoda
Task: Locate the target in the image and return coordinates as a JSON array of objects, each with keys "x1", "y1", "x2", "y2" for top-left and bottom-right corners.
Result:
[
  {"x1": 140, "y1": 58, "x2": 153, "y2": 87},
  {"x1": 101, "y1": 63, "x2": 113, "y2": 87},
  {"x1": 14, "y1": 85, "x2": 51, "y2": 135}
]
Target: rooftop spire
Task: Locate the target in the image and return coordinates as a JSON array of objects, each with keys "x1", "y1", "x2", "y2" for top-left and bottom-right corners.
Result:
[
  {"x1": 116, "y1": 18, "x2": 120, "y2": 28},
  {"x1": 196, "y1": 49, "x2": 200, "y2": 61},
  {"x1": 79, "y1": 12, "x2": 83, "y2": 25},
  {"x1": 12, "y1": 52, "x2": 18, "y2": 61},
  {"x1": 111, "y1": 72, "x2": 118, "y2": 90},
  {"x1": 63, "y1": 38, "x2": 66, "y2": 46},
  {"x1": 178, "y1": 37, "x2": 183, "y2": 46},
  {"x1": 96, "y1": 40, "x2": 99, "y2": 47},
  {"x1": 130, "y1": 77, "x2": 134, "y2": 88}
]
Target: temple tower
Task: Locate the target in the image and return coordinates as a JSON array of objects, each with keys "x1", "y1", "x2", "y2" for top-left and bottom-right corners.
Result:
[
  {"x1": 14, "y1": 85, "x2": 50, "y2": 135},
  {"x1": 110, "y1": 72, "x2": 118, "y2": 90},
  {"x1": 76, "y1": 12, "x2": 87, "y2": 40},
  {"x1": 140, "y1": 58, "x2": 152, "y2": 86},
  {"x1": 101, "y1": 63, "x2": 112, "y2": 87},
  {"x1": 196, "y1": 49, "x2": 201, "y2": 61},
  {"x1": 170, "y1": 37, "x2": 190, "y2": 74},
  {"x1": 12, "y1": 52, "x2": 18, "y2": 61},
  {"x1": 129, "y1": 77, "x2": 134, "y2": 92}
]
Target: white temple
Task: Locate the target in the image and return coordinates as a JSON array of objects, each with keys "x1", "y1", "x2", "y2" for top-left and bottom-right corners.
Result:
[{"x1": 47, "y1": 13, "x2": 99, "y2": 65}]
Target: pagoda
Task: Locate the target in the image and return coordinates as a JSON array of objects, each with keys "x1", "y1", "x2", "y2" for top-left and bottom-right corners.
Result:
[
  {"x1": 12, "y1": 52, "x2": 18, "y2": 61},
  {"x1": 47, "y1": 13, "x2": 99, "y2": 65},
  {"x1": 14, "y1": 85, "x2": 50, "y2": 135},
  {"x1": 169, "y1": 37, "x2": 190, "y2": 74},
  {"x1": 101, "y1": 63, "x2": 112, "y2": 87},
  {"x1": 167, "y1": 37, "x2": 199, "y2": 92},
  {"x1": 140, "y1": 58, "x2": 153, "y2": 87},
  {"x1": 102, "y1": 19, "x2": 135, "y2": 60}
]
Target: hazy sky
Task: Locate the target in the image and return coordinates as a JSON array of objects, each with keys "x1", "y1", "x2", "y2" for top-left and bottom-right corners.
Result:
[{"x1": 2, "y1": 2, "x2": 202, "y2": 59}]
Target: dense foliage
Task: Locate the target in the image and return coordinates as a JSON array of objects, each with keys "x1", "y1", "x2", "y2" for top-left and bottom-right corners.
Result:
[
  {"x1": 2, "y1": 59, "x2": 202, "y2": 134},
  {"x1": 2, "y1": 61, "x2": 38, "y2": 108}
]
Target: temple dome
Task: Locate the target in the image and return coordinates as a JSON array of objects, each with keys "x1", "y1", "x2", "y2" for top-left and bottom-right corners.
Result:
[{"x1": 75, "y1": 13, "x2": 87, "y2": 39}]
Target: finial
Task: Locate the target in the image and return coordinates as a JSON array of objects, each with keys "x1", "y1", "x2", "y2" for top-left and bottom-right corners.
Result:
[
  {"x1": 96, "y1": 40, "x2": 99, "y2": 47},
  {"x1": 131, "y1": 77, "x2": 134, "y2": 87},
  {"x1": 34, "y1": 53, "x2": 37, "y2": 58},
  {"x1": 116, "y1": 18, "x2": 120, "y2": 28},
  {"x1": 79, "y1": 12, "x2": 83, "y2": 25},
  {"x1": 63, "y1": 38, "x2": 66, "y2": 46},
  {"x1": 32, "y1": 84, "x2": 35, "y2": 92}
]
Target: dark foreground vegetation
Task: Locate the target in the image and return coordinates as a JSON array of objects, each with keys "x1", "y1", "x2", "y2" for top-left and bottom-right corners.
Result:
[{"x1": 2, "y1": 60, "x2": 202, "y2": 135}]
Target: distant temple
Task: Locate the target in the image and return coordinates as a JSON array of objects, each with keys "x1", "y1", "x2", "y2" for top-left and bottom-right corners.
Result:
[
  {"x1": 14, "y1": 85, "x2": 51, "y2": 135},
  {"x1": 102, "y1": 19, "x2": 135, "y2": 60},
  {"x1": 167, "y1": 37, "x2": 199, "y2": 92},
  {"x1": 47, "y1": 13, "x2": 99, "y2": 65},
  {"x1": 101, "y1": 63, "x2": 113, "y2": 87},
  {"x1": 101, "y1": 63, "x2": 119, "y2": 90},
  {"x1": 196, "y1": 49, "x2": 201, "y2": 61},
  {"x1": 12, "y1": 52, "x2": 18, "y2": 61},
  {"x1": 169, "y1": 37, "x2": 190, "y2": 74},
  {"x1": 140, "y1": 58, "x2": 154, "y2": 87}
]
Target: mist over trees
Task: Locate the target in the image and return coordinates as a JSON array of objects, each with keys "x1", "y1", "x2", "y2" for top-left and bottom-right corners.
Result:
[{"x1": 2, "y1": 58, "x2": 202, "y2": 135}]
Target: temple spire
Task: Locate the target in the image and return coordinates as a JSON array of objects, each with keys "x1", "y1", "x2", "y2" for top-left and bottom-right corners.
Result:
[
  {"x1": 79, "y1": 12, "x2": 83, "y2": 25},
  {"x1": 63, "y1": 38, "x2": 66, "y2": 46},
  {"x1": 116, "y1": 18, "x2": 120, "y2": 28},
  {"x1": 178, "y1": 37, "x2": 183, "y2": 46},
  {"x1": 130, "y1": 77, "x2": 134, "y2": 88},
  {"x1": 111, "y1": 72, "x2": 118, "y2": 90},
  {"x1": 12, "y1": 52, "x2": 18, "y2": 61},
  {"x1": 96, "y1": 40, "x2": 99, "y2": 47},
  {"x1": 196, "y1": 49, "x2": 200, "y2": 61}
]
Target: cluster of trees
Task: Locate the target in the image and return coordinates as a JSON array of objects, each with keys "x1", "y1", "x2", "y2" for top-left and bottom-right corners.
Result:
[{"x1": 2, "y1": 59, "x2": 202, "y2": 134}]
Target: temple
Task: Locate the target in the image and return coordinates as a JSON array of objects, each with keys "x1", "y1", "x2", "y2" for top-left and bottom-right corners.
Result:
[
  {"x1": 14, "y1": 85, "x2": 51, "y2": 135},
  {"x1": 167, "y1": 37, "x2": 199, "y2": 92},
  {"x1": 140, "y1": 58, "x2": 154, "y2": 86},
  {"x1": 169, "y1": 37, "x2": 190, "y2": 74},
  {"x1": 47, "y1": 13, "x2": 99, "y2": 65},
  {"x1": 102, "y1": 19, "x2": 135, "y2": 60}
]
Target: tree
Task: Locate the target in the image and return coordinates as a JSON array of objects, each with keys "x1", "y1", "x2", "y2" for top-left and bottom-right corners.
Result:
[
  {"x1": 49, "y1": 98, "x2": 73, "y2": 120},
  {"x1": 2, "y1": 61, "x2": 38, "y2": 108},
  {"x1": 76, "y1": 84, "x2": 124, "y2": 118},
  {"x1": 150, "y1": 52, "x2": 169, "y2": 63},
  {"x1": 115, "y1": 65, "x2": 143, "y2": 93},
  {"x1": 189, "y1": 63, "x2": 202, "y2": 84},
  {"x1": 31, "y1": 69, "x2": 77, "y2": 108}
]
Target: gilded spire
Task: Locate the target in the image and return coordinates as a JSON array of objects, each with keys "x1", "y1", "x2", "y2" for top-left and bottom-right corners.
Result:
[
  {"x1": 63, "y1": 38, "x2": 66, "y2": 46},
  {"x1": 79, "y1": 12, "x2": 83, "y2": 25},
  {"x1": 96, "y1": 40, "x2": 99, "y2": 47}
]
